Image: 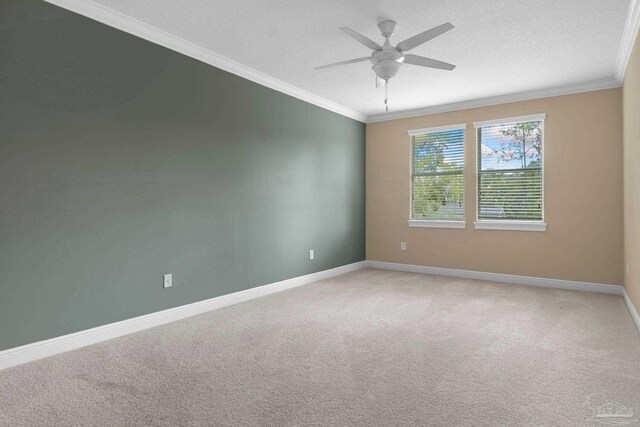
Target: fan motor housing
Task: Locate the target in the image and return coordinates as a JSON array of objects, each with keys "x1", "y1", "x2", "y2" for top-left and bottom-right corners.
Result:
[{"x1": 371, "y1": 49, "x2": 404, "y2": 64}]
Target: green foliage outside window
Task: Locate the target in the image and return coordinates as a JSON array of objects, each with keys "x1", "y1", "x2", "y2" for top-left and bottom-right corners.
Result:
[{"x1": 412, "y1": 129, "x2": 464, "y2": 220}]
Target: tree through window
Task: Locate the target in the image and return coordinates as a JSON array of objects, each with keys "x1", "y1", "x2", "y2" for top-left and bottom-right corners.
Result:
[
  {"x1": 410, "y1": 125, "x2": 465, "y2": 221},
  {"x1": 476, "y1": 115, "x2": 544, "y2": 222}
]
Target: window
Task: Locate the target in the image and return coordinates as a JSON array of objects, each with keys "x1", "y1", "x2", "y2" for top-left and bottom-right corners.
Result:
[
  {"x1": 408, "y1": 124, "x2": 466, "y2": 228},
  {"x1": 474, "y1": 114, "x2": 546, "y2": 231}
]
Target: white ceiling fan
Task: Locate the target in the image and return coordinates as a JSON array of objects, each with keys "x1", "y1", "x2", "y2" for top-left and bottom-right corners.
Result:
[{"x1": 316, "y1": 21, "x2": 456, "y2": 111}]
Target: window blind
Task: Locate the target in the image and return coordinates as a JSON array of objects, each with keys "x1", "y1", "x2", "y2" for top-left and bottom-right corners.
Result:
[
  {"x1": 476, "y1": 117, "x2": 543, "y2": 221},
  {"x1": 410, "y1": 125, "x2": 465, "y2": 221}
]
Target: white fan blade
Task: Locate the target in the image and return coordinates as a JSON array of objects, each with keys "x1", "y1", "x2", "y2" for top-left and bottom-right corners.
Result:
[
  {"x1": 339, "y1": 27, "x2": 382, "y2": 50},
  {"x1": 315, "y1": 57, "x2": 370, "y2": 70},
  {"x1": 396, "y1": 22, "x2": 454, "y2": 52},
  {"x1": 403, "y1": 54, "x2": 455, "y2": 71}
]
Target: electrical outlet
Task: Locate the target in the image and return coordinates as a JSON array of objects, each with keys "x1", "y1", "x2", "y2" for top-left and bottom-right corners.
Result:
[
  {"x1": 309, "y1": 250, "x2": 314, "y2": 260},
  {"x1": 163, "y1": 273, "x2": 172, "y2": 288},
  {"x1": 401, "y1": 242, "x2": 406, "y2": 251}
]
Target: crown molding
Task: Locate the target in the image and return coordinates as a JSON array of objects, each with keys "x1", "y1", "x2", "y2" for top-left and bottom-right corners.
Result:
[
  {"x1": 42, "y1": 0, "x2": 367, "y2": 123},
  {"x1": 365, "y1": 78, "x2": 620, "y2": 123},
  {"x1": 616, "y1": 0, "x2": 640, "y2": 83},
  {"x1": 43, "y1": 0, "x2": 635, "y2": 125}
]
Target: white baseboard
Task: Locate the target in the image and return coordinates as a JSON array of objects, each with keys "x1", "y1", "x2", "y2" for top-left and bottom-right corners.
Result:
[
  {"x1": 0, "y1": 261, "x2": 366, "y2": 371},
  {"x1": 365, "y1": 260, "x2": 640, "y2": 334},
  {"x1": 623, "y1": 290, "x2": 640, "y2": 335},
  {"x1": 2, "y1": 259, "x2": 638, "y2": 371},
  {"x1": 365, "y1": 260, "x2": 624, "y2": 294}
]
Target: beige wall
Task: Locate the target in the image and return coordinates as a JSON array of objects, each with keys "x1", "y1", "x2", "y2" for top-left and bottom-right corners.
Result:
[
  {"x1": 367, "y1": 89, "x2": 624, "y2": 284},
  {"x1": 624, "y1": 31, "x2": 640, "y2": 310}
]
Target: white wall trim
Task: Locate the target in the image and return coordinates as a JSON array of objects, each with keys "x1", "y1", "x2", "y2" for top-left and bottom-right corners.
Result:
[
  {"x1": 43, "y1": 0, "x2": 627, "y2": 125},
  {"x1": 365, "y1": 261, "x2": 624, "y2": 294},
  {"x1": 473, "y1": 113, "x2": 546, "y2": 129},
  {"x1": 1, "y1": 260, "x2": 637, "y2": 371},
  {"x1": 408, "y1": 220, "x2": 466, "y2": 229},
  {"x1": 0, "y1": 261, "x2": 366, "y2": 371},
  {"x1": 474, "y1": 221, "x2": 547, "y2": 232},
  {"x1": 623, "y1": 290, "x2": 640, "y2": 335},
  {"x1": 616, "y1": 0, "x2": 640, "y2": 83},
  {"x1": 41, "y1": 0, "x2": 367, "y2": 123},
  {"x1": 42, "y1": 0, "x2": 631, "y2": 125},
  {"x1": 407, "y1": 123, "x2": 467, "y2": 136},
  {"x1": 366, "y1": 78, "x2": 620, "y2": 123}
]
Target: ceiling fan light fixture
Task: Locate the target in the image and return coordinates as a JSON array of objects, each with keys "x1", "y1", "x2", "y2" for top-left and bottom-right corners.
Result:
[{"x1": 372, "y1": 59, "x2": 402, "y2": 81}]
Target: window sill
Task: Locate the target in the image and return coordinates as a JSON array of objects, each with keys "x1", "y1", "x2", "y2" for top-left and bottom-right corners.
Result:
[
  {"x1": 474, "y1": 221, "x2": 547, "y2": 232},
  {"x1": 408, "y1": 220, "x2": 466, "y2": 229}
]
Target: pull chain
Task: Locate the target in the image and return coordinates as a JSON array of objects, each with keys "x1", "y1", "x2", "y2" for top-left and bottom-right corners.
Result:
[{"x1": 384, "y1": 79, "x2": 389, "y2": 112}]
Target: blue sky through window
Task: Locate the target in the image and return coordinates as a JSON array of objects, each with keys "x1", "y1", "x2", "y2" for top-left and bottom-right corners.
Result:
[{"x1": 479, "y1": 122, "x2": 542, "y2": 170}]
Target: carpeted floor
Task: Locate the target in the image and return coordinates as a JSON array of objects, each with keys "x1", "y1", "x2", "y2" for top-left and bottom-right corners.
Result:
[{"x1": 0, "y1": 268, "x2": 639, "y2": 426}]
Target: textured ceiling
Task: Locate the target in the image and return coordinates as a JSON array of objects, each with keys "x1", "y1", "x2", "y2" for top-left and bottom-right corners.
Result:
[{"x1": 87, "y1": 0, "x2": 629, "y2": 118}]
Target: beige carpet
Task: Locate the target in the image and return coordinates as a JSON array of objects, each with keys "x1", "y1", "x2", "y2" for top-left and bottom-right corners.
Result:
[{"x1": 0, "y1": 268, "x2": 639, "y2": 426}]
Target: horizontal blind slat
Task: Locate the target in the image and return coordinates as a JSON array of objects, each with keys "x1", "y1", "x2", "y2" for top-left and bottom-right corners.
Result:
[{"x1": 411, "y1": 128, "x2": 465, "y2": 221}]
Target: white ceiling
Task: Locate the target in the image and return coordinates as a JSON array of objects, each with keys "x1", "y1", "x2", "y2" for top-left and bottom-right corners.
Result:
[{"x1": 57, "y1": 0, "x2": 633, "y2": 121}]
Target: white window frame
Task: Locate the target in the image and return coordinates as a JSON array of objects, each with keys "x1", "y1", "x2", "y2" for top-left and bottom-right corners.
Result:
[
  {"x1": 473, "y1": 113, "x2": 547, "y2": 232},
  {"x1": 407, "y1": 123, "x2": 467, "y2": 229}
]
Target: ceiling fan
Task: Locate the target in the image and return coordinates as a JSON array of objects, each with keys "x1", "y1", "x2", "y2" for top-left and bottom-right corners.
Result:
[{"x1": 315, "y1": 20, "x2": 456, "y2": 111}]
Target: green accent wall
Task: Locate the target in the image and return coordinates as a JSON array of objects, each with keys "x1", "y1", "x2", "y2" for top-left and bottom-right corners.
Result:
[{"x1": 0, "y1": 1, "x2": 365, "y2": 351}]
